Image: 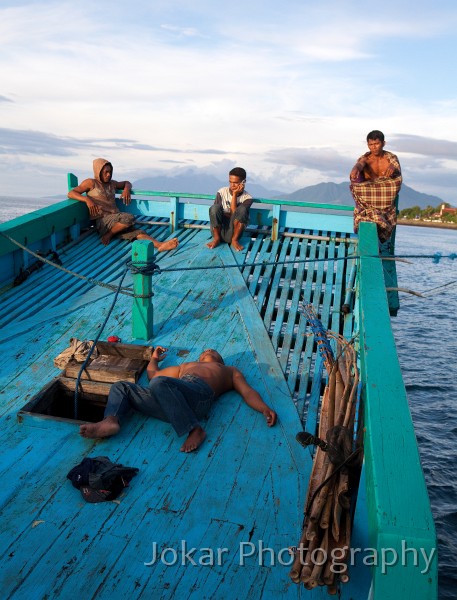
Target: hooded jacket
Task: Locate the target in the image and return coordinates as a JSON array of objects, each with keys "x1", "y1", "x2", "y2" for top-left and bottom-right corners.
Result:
[{"x1": 86, "y1": 158, "x2": 118, "y2": 217}]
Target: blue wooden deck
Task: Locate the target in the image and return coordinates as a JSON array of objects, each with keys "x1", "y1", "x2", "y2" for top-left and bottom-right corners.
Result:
[{"x1": 0, "y1": 219, "x2": 369, "y2": 599}]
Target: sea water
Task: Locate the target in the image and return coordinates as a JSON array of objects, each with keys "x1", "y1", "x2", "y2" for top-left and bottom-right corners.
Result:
[
  {"x1": 0, "y1": 195, "x2": 62, "y2": 223},
  {"x1": 1, "y1": 199, "x2": 455, "y2": 597},
  {"x1": 392, "y1": 225, "x2": 457, "y2": 600}
]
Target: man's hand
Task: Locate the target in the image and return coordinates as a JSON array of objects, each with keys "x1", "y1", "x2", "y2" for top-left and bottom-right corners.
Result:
[
  {"x1": 350, "y1": 166, "x2": 360, "y2": 181},
  {"x1": 85, "y1": 199, "x2": 101, "y2": 218},
  {"x1": 232, "y1": 182, "x2": 245, "y2": 197},
  {"x1": 263, "y1": 409, "x2": 277, "y2": 427},
  {"x1": 121, "y1": 188, "x2": 131, "y2": 205},
  {"x1": 152, "y1": 346, "x2": 167, "y2": 361},
  {"x1": 384, "y1": 164, "x2": 396, "y2": 177}
]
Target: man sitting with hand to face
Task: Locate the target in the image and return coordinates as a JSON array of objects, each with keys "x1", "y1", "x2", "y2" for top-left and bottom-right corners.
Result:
[{"x1": 206, "y1": 167, "x2": 253, "y2": 252}]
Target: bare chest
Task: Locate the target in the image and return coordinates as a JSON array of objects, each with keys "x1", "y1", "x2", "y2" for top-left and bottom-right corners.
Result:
[{"x1": 366, "y1": 154, "x2": 390, "y2": 176}]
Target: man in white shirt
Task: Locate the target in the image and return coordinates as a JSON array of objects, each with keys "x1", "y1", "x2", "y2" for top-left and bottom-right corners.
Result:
[{"x1": 206, "y1": 167, "x2": 253, "y2": 252}]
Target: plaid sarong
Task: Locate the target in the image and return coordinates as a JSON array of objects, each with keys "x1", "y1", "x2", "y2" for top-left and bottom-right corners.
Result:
[{"x1": 350, "y1": 174, "x2": 402, "y2": 243}]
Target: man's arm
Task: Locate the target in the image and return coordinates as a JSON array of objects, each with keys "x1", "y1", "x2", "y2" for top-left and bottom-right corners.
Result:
[
  {"x1": 147, "y1": 346, "x2": 180, "y2": 380},
  {"x1": 67, "y1": 179, "x2": 101, "y2": 218},
  {"x1": 384, "y1": 152, "x2": 401, "y2": 178},
  {"x1": 350, "y1": 156, "x2": 368, "y2": 181},
  {"x1": 113, "y1": 180, "x2": 132, "y2": 206},
  {"x1": 232, "y1": 368, "x2": 277, "y2": 426},
  {"x1": 230, "y1": 182, "x2": 245, "y2": 214}
]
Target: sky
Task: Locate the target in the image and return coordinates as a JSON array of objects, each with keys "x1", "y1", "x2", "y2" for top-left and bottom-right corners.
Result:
[{"x1": 1, "y1": 0, "x2": 457, "y2": 203}]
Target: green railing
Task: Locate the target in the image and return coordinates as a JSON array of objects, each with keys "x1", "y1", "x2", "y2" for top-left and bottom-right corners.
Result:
[{"x1": 357, "y1": 221, "x2": 437, "y2": 599}]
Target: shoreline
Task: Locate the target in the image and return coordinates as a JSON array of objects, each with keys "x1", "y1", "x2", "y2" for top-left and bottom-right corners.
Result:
[{"x1": 398, "y1": 219, "x2": 457, "y2": 230}]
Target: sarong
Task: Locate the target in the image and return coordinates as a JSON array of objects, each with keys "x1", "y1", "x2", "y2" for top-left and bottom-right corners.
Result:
[{"x1": 350, "y1": 175, "x2": 402, "y2": 243}]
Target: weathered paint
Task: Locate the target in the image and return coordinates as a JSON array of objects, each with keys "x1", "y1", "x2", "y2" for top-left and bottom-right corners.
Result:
[
  {"x1": 0, "y1": 186, "x2": 437, "y2": 599},
  {"x1": 131, "y1": 240, "x2": 154, "y2": 341},
  {"x1": 357, "y1": 221, "x2": 437, "y2": 599}
]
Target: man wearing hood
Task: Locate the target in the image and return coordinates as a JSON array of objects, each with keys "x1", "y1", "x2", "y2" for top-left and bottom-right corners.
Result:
[{"x1": 68, "y1": 159, "x2": 179, "y2": 250}]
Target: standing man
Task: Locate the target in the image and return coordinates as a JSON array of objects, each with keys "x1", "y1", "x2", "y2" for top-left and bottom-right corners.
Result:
[
  {"x1": 80, "y1": 347, "x2": 277, "y2": 453},
  {"x1": 349, "y1": 131, "x2": 402, "y2": 243},
  {"x1": 68, "y1": 158, "x2": 179, "y2": 250},
  {"x1": 206, "y1": 167, "x2": 253, "y2": 252}
]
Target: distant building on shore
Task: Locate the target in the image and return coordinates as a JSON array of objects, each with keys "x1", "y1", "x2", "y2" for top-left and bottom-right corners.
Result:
[{"x1": 431, "y1": 203, "x2": 457, "y2": 221}]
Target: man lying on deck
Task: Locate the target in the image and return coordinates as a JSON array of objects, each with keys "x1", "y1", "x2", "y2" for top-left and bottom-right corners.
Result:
[
  {"x1": 68, "y1": 158, "x2": 179, "y2": 250},
  {"x1": 80, "y1": 346, "x2": 277, "y2": 452},
  {"x1": 206, "y1": 167, "x2": 253, "y2": 252},
  {"x1": 349, "y1": 130, "x2": 402, "y2": 243}
]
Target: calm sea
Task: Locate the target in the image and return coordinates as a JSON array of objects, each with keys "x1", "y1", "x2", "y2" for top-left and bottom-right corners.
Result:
[
  {"x1": 1, "y1": 198, "x2": 455, "y2": 597},
  {"x1": 0, "y1": 195, "x2": 62, "y2": 223}
]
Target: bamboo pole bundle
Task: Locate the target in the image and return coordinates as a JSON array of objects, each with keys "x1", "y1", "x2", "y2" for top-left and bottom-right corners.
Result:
[{"x1": 290, "y1": 309, "x2": 363, "y2": 594}]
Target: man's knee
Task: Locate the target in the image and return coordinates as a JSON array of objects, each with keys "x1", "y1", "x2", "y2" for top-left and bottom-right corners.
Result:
[
  {"x1": 209, "y1": 204, "x2": 224, "y2": 225},
  {"x1": 118, "y1": 212, "x2": 135, "y2": 227},
  {"x1": 234, "y1": 204, "x2": 249, "y2": 224}
]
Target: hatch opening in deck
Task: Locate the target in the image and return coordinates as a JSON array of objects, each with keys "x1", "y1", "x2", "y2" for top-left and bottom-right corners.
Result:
[{"x1": 18, "y1": 377, "x2": 109, "y2": 425}]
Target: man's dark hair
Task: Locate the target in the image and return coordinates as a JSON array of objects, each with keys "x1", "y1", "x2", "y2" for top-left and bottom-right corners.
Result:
[
  {"x1": 229, "y1": 167, "x2": 247, "y2": 181},
  {"x1": 366, "y1": 130, "x2": 385, "y2": 142}
]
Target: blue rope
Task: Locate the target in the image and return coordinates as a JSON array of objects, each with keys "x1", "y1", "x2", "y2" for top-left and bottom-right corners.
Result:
[
  {"x1": 73, "y1": 259, "x2": 157, "y2": 419},
  {"x1": 299, "y1": 304, "x2": 334, "y2": 365}
]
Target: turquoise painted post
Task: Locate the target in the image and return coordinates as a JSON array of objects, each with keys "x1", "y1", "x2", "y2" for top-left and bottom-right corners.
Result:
[
  {"x1": 131, "y1": 240, "x2": 154, "y2": 341},
  {"x1": 357, "y1": 221, "x2": 437, "y2": 599},
  {"x1": 67, "y1": 172, "x2": 78, "y2": 190},
  {"x1": 170, "y1": 196, "x2": 179, "y2": 233},
  {"x1": 271, "y1": 204, "x2": 281, "y2": 240}
]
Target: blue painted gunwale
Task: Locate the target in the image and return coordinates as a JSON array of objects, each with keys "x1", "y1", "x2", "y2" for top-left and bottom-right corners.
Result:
[{"x1": 0, "y1": 186, "x2": 437, "y2": 599}]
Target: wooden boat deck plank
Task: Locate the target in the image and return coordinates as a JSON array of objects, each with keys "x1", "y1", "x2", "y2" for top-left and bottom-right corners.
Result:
[
  {"x1": 278, "y1": 231, "x2": 309, "y2": 379},
  {"x1": 0, "y1": 228, "x2": 315, "y2": 599},
  {"x1": 270, "y1": 233, "x2": 301, "y2": 354},
  {"x1": 294, "y1": 236, "x2": 327, "y2": 424},
  {"x1": 261, "y1": 237, "x2": 293, "y2": 336}
]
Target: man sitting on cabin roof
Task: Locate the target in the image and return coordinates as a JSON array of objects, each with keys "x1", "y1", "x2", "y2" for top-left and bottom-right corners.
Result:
[
  {"x1": 80, "y1": 346, "x2": 277, "y2": 452},
  {"x1": 349, "y1": 131, "x2": 402, "y2": 243},
  {"x1": 206, "y1": 167, "x2": 253, "y2": 252},
  {"x1": 68, "y1": 158, "x2": 179, "y2": 250}
]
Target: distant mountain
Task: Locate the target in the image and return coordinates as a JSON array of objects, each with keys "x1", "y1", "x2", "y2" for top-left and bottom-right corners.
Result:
[
  {"x1": 278, "y1": 181, "x2": 446, "y2": 211},
  {"x1": 132, "y1": 174, "x2": 446, "y2": 211},
  {"x1": 133, "y1": 173, "x2": 283, "y2": 199}
]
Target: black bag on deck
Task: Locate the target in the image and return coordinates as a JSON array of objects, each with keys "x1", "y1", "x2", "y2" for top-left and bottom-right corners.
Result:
[{"x1": 67, "y1": 456, "x2": 139, "y2": 503}]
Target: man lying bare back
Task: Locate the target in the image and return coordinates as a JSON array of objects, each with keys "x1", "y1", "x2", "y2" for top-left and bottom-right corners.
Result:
[{"x1": 80, "y1": 347, "x2": 277, "y2": 452}]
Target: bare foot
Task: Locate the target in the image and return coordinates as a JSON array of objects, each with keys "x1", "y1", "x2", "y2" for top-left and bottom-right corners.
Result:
[
  {"x1": 156, "y1": 238, "x2": 179, "y2": 252},
  {"x1": 180, "y1": 426, "x2": 206, "y2": 453},
  {"x1": 231, "y1": 240, "x2": 244, "y2": 252},
  {"x1": 80, "y1": 416, "x2": 120, "y2": 439},
  {"x1": 206, "y1": 239, "x2": 221, "y2": 249},
  {"x1": 101, "y1": 232, "x2": 114, "y2": 246}
]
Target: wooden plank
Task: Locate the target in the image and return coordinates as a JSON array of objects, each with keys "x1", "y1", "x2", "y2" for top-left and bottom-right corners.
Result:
[
  {"x1": 296, "y1": 236, "x2": 327, "y2": 411},
  {"x1": 0, "y1": 229, "x2": 310, "y2": 600},
  {"x1": 279, "y1": 234, "x2": 309, "y2": 378},
  {"x1": 262, "y1": 236, "x2": 292, "y2": 336},
  {"x1": 249, "y1": 237, "x2": 281, "y2": 314},
  {"x1": 270, "y1": 233, "x2": 300, "y2": 353}
]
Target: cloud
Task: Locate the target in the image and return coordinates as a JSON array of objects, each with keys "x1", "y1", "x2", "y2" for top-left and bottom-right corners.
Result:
[
  {"x1": 160, "y1": 24, "x2": 202, "y2": 37},
  {"x1": 0, "y1": 128, "x2": 232, "y2": 157},
  {"x1": 391, "y1": 134, "x2": 457, "y2": 160},
  {"x1": 265, "y1": 147, "x2": 352, "y2": 177}
]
